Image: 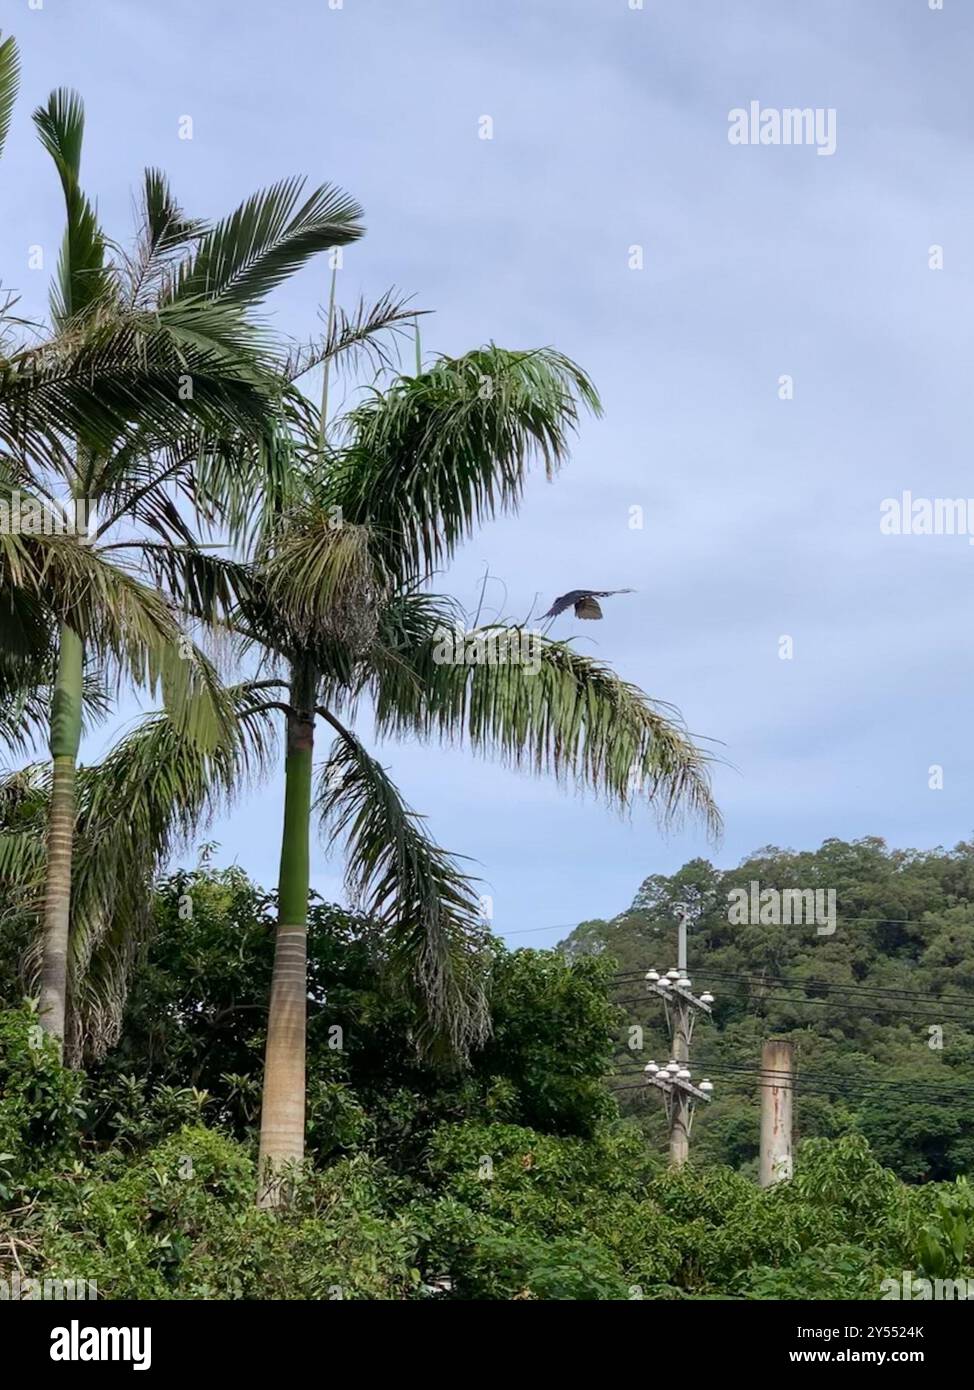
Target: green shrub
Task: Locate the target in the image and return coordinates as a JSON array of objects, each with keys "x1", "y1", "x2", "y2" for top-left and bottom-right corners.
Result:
[
  {"x1": 0, "y1": 1005, "x2": 87, "y2": 1191},
  {"x1": 24, "y1": 1126, "x2": 421, "y2": 1300}
]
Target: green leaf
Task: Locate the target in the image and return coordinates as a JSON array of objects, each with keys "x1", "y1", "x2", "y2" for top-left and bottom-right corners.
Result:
[
  {"x1": 171, "y1": 177, "x2": 364, "y2": 310},
  {"x1": 330, "y1": 346, "x2": 601, "y2": 580},
  {"x1": 317, "y1": 722, "x2": 490, "y2": 1064},
  {"x1": 0, "y1": 32, "x2": 20, "y2": 161},
  {"x1": 32, "y1": 88, "x2": 109, "y2": 324}
]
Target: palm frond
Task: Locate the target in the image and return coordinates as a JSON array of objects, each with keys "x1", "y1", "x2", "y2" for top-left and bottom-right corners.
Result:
[
  {"x1": 0, "y1": 525, "x2": 238, "y2": 751},
  {"x1": 329, "y1": 345, "x2": 601, "y2": 580},
  {"x1": 0, "y1": 668, "x2": 51, "y2": 758},
  {"x1": 317, "y1": 723, "x2": 490, "y2": 1062},
  {"x1": 371, "y1": 616, "x2": 722, "y2": 836},
  {"x1": 134, "y1": 543, "x2": 258, "y2": 626},
  {"x1": 170, "y1": 177, "x2": 364, "y2": 309},
  {"x1": 0, "y1": 763, "x2": 52, "y2": 990},
  {"x1": 0, "y1": 637, "x2": 109, "y2": 757},
  {"x1": 0, "y1": 763, "x2": 47, "y2": 1008},
  {"x1": 0, "y1": 32, "x2": 20, "y2": 161},
  {"x1": 66, "y1": 686, "x2": 276, "y2": 1059},
  {"x1": 285, "y1": 290, "x2": 422, "y2": 384},
  {"x1": 0, "y1": 565, "x2": 51, "y2": 664},
  {"x1": 0, "y1": 306, "x2": 275, "y2": 465},
  {"x1": 32, "y1": 88, "x2": 110, "y2": 325},
  {"x1": 123, "y1": 167, "x2": 206, "y2": 307}
]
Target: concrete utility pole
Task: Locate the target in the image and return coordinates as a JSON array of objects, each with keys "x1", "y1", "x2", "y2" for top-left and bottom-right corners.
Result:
[
  {"x1": 642, "y1": 904, "x2": 714, "y2": 1167},
  {"x1": 759, "y1": 1039, "x2": 794, "y2": 1186},
  {"x1": 669, "y1": 905, "x2": 691, "y2": 1165}
]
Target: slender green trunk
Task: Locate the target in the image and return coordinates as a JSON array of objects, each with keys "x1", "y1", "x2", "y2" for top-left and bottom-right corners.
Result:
[
  {"x1": 257, "y1": 659, "x2": 316, "y2": 1207},
  {"x1": 39, "y1": 623, "x2": 84, "y2": 1058}
]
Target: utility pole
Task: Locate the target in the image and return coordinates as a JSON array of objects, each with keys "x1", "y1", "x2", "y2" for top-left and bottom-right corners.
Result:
[
  {"x1": 669, "y1": 905, "x2": 691, "y2": 1165},
  {"x1": 642, "y1": 903, "x2": 715, "y2": 1166},
  {"x1": 759, "y1": 1038, "x2": 794, "y2": 1186}
]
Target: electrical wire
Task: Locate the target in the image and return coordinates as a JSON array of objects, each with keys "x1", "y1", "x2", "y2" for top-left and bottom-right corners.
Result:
[
  {"x1": 609, "y1": 991, "x2": 971, "y2": 1023},
  {"x1": 609, "y1": 967, "x2": 973, "y2": 1006},
  {"x1": 610, "y1": 1061, "x2": 974, "y2": 1101}
]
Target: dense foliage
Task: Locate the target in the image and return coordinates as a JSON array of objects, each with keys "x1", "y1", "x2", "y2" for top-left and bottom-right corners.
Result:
[{"x1": 2, "y1": 852, "x2": 972, "y2": 1300}]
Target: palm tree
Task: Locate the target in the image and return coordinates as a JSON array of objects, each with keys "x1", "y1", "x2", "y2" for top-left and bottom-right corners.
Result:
[
  {"x1": 0, "y1": 77, "x2": 364, "y2": 1055},
  {"x1": 0, "y1": 687, "x2": 276, "y2": 1064},
  {"x1": 225, "y1": 342, "x2": 720, "y2": 1203}
]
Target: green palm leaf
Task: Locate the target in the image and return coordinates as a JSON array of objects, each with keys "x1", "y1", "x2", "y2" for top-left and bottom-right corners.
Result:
[
  {"x1": 317, "y1": 721, "x2": 490, "y2": 1062},
  {"x1": 32, "y1": 88, "x2": 110, "y2": 325},
  {"x1": 170, "y1": 177, "x2": 364, "y2": 309},
  {"x1": 0, "y1": 522, "x2": 237, "y2": 751},
  {"x1": 0, "y1": 307, "x2": 274, "y2": 466},
  {"x1": 330, "y1": 346, "x2": 601, "y2": 579},
  {"x1": 0, "y1": 32, "x2": 20, "y2": 161},
  {"x1": 369, "y1": 607, "x2": 721, "y2": 835},
  {"x1": 285, "y1": 290, "x2": 423, "y2": 385},
  {"x1": 123, "y1": 167, "x2": 206, "y2": 307}
]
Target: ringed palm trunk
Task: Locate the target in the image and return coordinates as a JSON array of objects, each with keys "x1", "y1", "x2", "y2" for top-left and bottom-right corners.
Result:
[
  {"x1": 39, "y1": 623, "x2": 84, "y2": 1057},
  {"x1": 257, "y1": 659, "x2": 316, "y2": 1207}
]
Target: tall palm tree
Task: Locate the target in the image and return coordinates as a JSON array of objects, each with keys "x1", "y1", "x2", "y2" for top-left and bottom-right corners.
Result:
[
  {"x1": 1, "y1": 77, "x2": 364, "y2": 1055},
  {"x1": 227, "y1": 343, "x2": 720, "y2": 1203}
]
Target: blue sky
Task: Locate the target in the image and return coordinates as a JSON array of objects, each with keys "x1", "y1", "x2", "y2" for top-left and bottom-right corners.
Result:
[{"x1": 5, "y1": 0, "x2": 974, "y2": 947}]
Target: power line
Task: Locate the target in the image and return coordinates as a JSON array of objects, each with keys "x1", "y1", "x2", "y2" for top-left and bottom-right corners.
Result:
[
  {"x1": 494, "y1": 923, "x2": 580, "y2": 937},
  {"x1": 611, "y1": 915, "x2": 958, "y2": 930},
  {"x1": 614, "y1": 1055, "x2": 974, "y2": 1089},
  {"x1": 611, "y1": 1061, "x2": 974, "y2": 1101},
  {"x1": 610, "y1": 965, "x2": 972, "y2": 998},
  {"x1": 609, "y1": 1080, "x2": 970, "y2": 1103},
  {"x1": 610, "y1": 969, "x2": 974, "y2": 1007},
  {"x1": 615, "y1": 1060, "x2": 974, "y2": 1092},
  {"x1": 498, "y1": 911, "x2": 974, "y2": 942},
  {"x1": 609, "y1": 1077, "x2": 974, "y2": 1104},
  {"x1": 610, "y1": 991, "x2": 972, "y2": 1023}
]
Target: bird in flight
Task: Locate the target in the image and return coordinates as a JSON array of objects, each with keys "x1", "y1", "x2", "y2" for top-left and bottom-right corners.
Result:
[{"x1": 542, "y1": 588, "x2": 635, "y2": 620}]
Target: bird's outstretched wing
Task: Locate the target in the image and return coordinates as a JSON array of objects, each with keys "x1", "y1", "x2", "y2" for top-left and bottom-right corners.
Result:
[
  {"x1": 542, "y1": 588, "x2": 634, "y2": 620},
  {"x1": 542, "y1": 589, "x2": 589, "y2": 618}
]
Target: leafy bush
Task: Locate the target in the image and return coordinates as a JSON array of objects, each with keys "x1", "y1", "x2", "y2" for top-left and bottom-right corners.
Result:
[
  {"x1": 20, "y1": 1127, "x2": 421, "y2": 1300},
  {"x1": 0, "y1": 1005, "x2": 87, "y2": 1189}
]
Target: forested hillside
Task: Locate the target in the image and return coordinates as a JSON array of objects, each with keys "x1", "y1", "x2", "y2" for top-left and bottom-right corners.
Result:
[{"x1": 562, "y1": 837, "x2": 974, "y2": 1182}]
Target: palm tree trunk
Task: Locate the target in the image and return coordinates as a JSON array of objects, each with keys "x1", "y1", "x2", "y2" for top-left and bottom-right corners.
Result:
[
  {"x1": 257, "y1": 659, "x2": 316, "y2": 1207},
  {"x1": 39, "y1": 623, "x2": 84, "y2": 1057}
]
